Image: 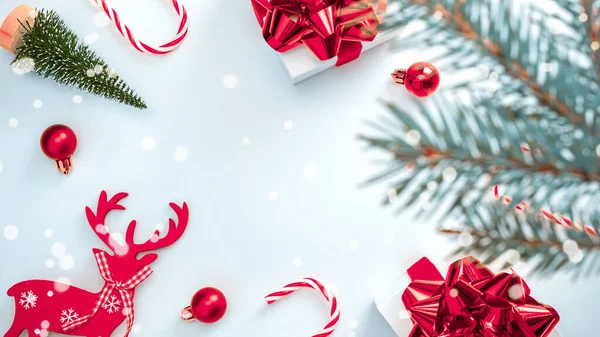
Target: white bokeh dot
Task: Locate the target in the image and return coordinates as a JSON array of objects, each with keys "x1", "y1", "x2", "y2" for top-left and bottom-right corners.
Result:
[
  {"x1": 443, "y1": 167, "x2": 457, "y2": 182},
  {"x1": 84, "y1": 33, "x2": 99, "y2": 45},
  {"x1": 327, "y1": 283, "x2": 340, "y2": 296},
  {"x1": 142, "y1": 136, "x2": 157, "y2": 151},
  {"x1": 3, "y1": 225, "x2": 18, "y2": 240},
  {"x1": 54, "y1": 277, "x2": 71, "y2": 293},
  {"x1": 59, "y1": 255, "x2": 75, "y2": 270},
  {"x1": 86, "y1": 69, "x2": 96, "y2": 77},
  {"x1": 8, "y1": 118, "x2": 19, "y2": 127},
  {"x1": 508, "y1": 284, "x2": 524, "y2": 300},
  {"x1": 51, "y1": 242, "x2": 67, "y2": 257},
  {"x1": 293, "y1": 258, "x2": 302, "y2": 267},
  {"x1": 33, "y1": 100, "x2": 43, "y2": 109},
  {"x1": 283, "y1": 120, "x2": 293, "y2": 130},
  {"x1": 569, "y1": 249, "x2": 584, "y2": 264},
  {"x1": 349, "y1": 319, "x2": 358, "y2": 329},
  {"x1": 222, "y1": 74, "x2": 238, "y2": 89},
  {"x1": 156, "y1": 223, "x2": 165, "y2": 231},
  {"x1": 47, "y1": 291, "x2": 54, "y2": 297},
  {"x1": 562, "y1": 239, "x2": 578, "y2": 255},
  {"x1": 34, "y1": 329, "x2": 40, "y2": 335},
  {"x1": 12, "y1": 57, "x2": 35, "y2": 75},
  {"x1": 303, "y1": 162, "x2": 319, "y2": 179},
  {"x1": 268, "y1": 191, "x2": 278, "y2": 201},
  {"x1": 41, "y1": 321, "x2": 50, "y2": 329},
  {"x1": 73, "y1": 95, "x2": 83, "y2": 104},
  {"x1": 335, "y1": 228, "x2": 344, "y2": 237},
  {"x1": 449, "y1": 288, "x2": 459, "y2": 298},
  {"x1": 350, "y1": 240, "x2": 359, "y2": 250},
  {"x1": 242, "y1": 137, "x2": 251, "y2": 146},
  {"x1": 45, "y1": 259, "x2": 55, "y2": 268},
  {"x1": 132, "y1": 324, "x2": 142, "y2": 334},
  {"x1": 458, "y1": 232, "x2": 473, "y2": 247},
  {"x1": 44, "y1": 229, "x2": 53, "y2": 238},
  {"x1": 94, "y1": 12, "x2": 109, "y2": 27},
  {"x1": 174, "y1": 146, "x2": 189, "y2": 161}
]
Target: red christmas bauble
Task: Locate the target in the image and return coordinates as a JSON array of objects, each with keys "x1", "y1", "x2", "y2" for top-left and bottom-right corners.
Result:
[
  {"x1": 404, "y1": 62, "x2": 440, "y2": 97},
  {"x1": 189, "y1": 287, "x2": 227, "y2": 324},
  {"x1": 40, "y1": 124, "x2": 78, "y2": 175}
]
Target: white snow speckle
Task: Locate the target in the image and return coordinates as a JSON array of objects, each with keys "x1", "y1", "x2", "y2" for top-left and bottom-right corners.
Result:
[
  {"x1": 54, "y1": 277, "x2": 71, "y2": 293},
  {"x1": 268, "y1": 191, "x2": 278, "y2": 201},
  {"x1": 51, "y1": 243, "x2": 67, "y2": 257},
  {"x1": 12, "y1": 58, "x2": 35, "y2": 75},
  {"x1": 94, "y1": 65, "x2": 104, "y2": 74},
  {"x1": 335, "y1": 228, "x2": 344, "y2": 237},
  {"x1": 349, "y1": 240, "x2": 359, "y2": 250},
  {"x1": 73, "y1": 95, "x2": 83, "y2": 104},
  {"x1": 292, "y1": 258, "x2": 302, "y2": 267},
  {"x1": 59, "y1": 255, "x2": 75, "y2": 270},
  {"x1": 8, "y1": 118, "x2": 18, "y2": 127},
  {"x1": 45, "y1": 259, "x2": 55, "y2": 268},
  {"x1": 283, "y1": 120, "x2": 293, "y2": 130},
  {"x1": 47, "y1": 291, "x2": 53, "y2": 297},
  {"x1": 3, "y1": 225, "x2": 18, "y2": 240},
  {"x1": 222, "y1": 74, "x2": 238, "y2": 89},
  {"x1": 33, "y1": 100, "x2": 43, "y2": 109},
  {"x1": 94, "y1": 12, "x2": 110, "y2": 27},
  {"x1": 242, "y1": 137, "x2": 251, "y2": 146},
  {"x1": 132, "y1": 324, "x2": 142, "y2": 334},
  {"x1": 303, "y1": 162, "x2": 319, "y2": 178},
  {"x1": 142, "y1": 137, "x2": 157, "y2": 151},
  {"x1": 44, "y1": 229, "x2": 53, "y2": 238},
  {"x1": 348, "y1": 319, "x2": 358, "y2": 329},
  {"x1": 174, "y1": 146, "x2": 189, "y2": 161},
  {"x1": 84, "y1": 33, "x2": 99, "y2": 45},
  {"x1": 86, "y1": 69, "x2": 96, "y2": 77}
]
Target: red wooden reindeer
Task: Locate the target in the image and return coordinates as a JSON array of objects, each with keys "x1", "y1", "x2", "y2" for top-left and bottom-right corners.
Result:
[{"x1": 4, "y1": 191, "x2": 189, "y2": 337}]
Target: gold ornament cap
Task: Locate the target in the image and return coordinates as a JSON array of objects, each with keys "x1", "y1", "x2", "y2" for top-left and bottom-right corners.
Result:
[{"x1": 0, "y1": 5, "x2": 35, "y2": 55}]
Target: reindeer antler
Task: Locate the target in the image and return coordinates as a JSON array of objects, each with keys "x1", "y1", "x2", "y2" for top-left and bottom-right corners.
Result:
[
  {"x1": 87, "y1": 191, "x2": 189, "y2": 257},
  {"x1": 127, "y1": 202, "x2": 189, "y2": 255},
  {"x1": 86, "y1": 191, "x2": 129, "y2": 252}
]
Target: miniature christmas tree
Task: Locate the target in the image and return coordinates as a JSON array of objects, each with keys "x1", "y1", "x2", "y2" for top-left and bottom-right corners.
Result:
[{"x1": 0, "y1": 5, "x2": 146, "y2": 109}]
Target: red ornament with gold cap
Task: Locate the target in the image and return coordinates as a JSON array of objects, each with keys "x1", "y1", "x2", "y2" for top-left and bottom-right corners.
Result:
[
  {"x1": 40, "y1": 124, "x2": 77, "y2": 175},
  {"x1": 392, "y1": 62, "x2": 440, "y2": 97}
]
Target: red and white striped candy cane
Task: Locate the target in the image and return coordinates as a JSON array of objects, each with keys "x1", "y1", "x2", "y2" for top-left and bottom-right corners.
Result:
[
  {"x1": 92, "y1": 0, "x2": 189, "y2": 54},
  {"x1": 265, "y1": 278, "x2": 340, "y2": 337}
]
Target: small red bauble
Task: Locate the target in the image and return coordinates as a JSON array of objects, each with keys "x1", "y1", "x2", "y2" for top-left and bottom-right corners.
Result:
[
  {"x1": 181, "y1": 287, "x2": 227, "y2": 324},
  {"x1": 391, "y1": 62, "x2": 440, "y2": 97},
  {"x1": 40, "y1": 124, "x2": 78, "y2": 175}
]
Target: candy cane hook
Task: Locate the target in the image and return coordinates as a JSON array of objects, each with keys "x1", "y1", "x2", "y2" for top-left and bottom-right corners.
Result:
[
  {"x1": 265, "y1": 278, "x2": 340, "y2": 337},
  {"x1": 93, "y1": 0, "x2": 189, "y2": 54}
]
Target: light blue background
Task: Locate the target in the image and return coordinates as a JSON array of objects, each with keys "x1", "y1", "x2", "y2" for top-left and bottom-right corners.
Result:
[{"x1": 0, "y1": 1, "x2": 595, "y2": 336}]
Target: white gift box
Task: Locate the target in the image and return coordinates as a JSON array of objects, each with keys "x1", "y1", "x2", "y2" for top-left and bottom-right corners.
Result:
[
  {"x1": 279, "y1": 14, "x2": 403, "y2": 84},
  {"x1": 374, "y1": 254, "x2": 563, "y2": 337}
]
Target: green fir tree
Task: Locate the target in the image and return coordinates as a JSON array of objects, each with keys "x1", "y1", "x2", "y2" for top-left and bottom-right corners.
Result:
[
  {"x1": 13, "y1": 9, "x2": 146, "y2": 109},
  {"x1": 362, "y1": 0, "x2": 600, "y2": 278}
]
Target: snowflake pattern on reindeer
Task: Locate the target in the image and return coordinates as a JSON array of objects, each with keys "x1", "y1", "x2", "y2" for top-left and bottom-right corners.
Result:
[
  {"x1": 102, "y1": 295, "x2": 121, "y2": 314},
  {"x1": 19, "y1": 291, "x2": 37, "y2": 309},
  {"x1": 60, "y1": 308, "x2": 79, "y2": 324},
  {"x1": 3, "y1": 191, "x2": 189, "y2": 337}
]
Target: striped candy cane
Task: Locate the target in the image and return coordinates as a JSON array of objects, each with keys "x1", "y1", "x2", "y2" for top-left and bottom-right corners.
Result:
[
  {"x1": 265, "y1": 278, "x2": 340, "y2": 337},
  {"x1": 92, "y1": 0, "x2": 189, "y2": 54}
]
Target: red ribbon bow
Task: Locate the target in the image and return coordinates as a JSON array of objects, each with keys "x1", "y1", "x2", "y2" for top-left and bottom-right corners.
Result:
[
  {"x1": 402, "y1": 256, "x2": 560, "y2": 337},
  {"x1": 251, "y1": 0, "x2": 387, "y2": 66},
  {"x1": 62, "y1": 251, "x2": 153, "y2": 337}
]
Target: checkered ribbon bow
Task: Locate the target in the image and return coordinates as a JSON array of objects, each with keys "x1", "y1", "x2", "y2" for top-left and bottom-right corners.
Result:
[{"x1": 62, "y1": 251, "x2": 153, "y2": 336}]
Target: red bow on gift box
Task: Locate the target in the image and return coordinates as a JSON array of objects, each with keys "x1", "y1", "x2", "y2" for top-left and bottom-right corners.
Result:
[
  {"x1": 251, "y1": 0, "x2": 387, "y2": 66},
  {"x1": 402, "y1": 257, "x2": 560, "y2": 337}
]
